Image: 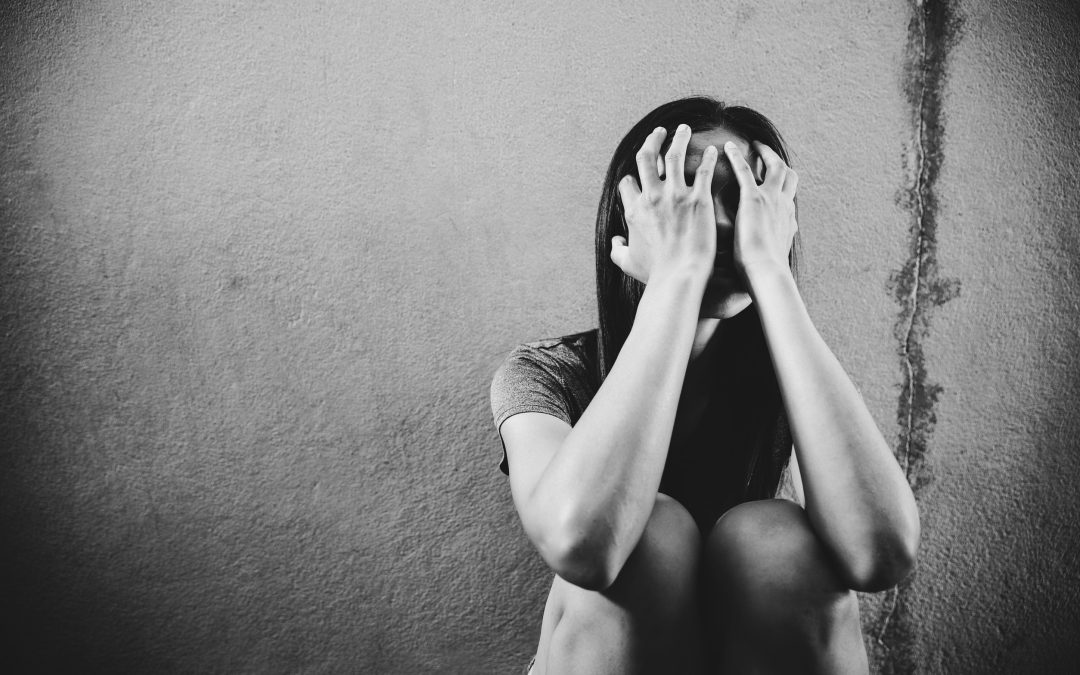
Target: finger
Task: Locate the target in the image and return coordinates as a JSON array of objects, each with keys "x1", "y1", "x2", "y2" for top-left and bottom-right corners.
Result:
[
  {"x1": 753, "y1": 141, "x2": 787, "y2": 190},
  {"x1": 782, "y1": 168, "x2": 799, "y2": 197},
  {"x1": 664, "y1": 124, "x2": 691, "y2": 189},
  {"x1": 609, "y1": 236, "x2": 631, "y2": 273},
  {"x1": 617, "y1": 174, "x2": 641, "y2": 214},
  {"x1": 634, "y1": 127, "x2": 666, "y2": 195},
  {"x1": 656, "y1": 153, "x2": 665, "y2": 180},
  {"x1": 753, "y1": 155, "x2": 765, "y2": 184},
  {"x1": 692, "y1": 145, "x2": 719, "y2": 199},
  {"x1": 611, "y1": 236, "x2": 647, "y2": 282},
  {"x1": 724, "y1": 141, "x2": 757, "y2": 194}
]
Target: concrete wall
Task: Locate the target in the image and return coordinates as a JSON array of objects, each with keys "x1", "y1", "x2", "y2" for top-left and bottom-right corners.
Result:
[{"x1": 1, "y1": 0, "x2": 1076, "y2": 672}]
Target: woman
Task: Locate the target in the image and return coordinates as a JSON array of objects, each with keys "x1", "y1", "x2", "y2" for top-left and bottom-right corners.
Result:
[{"x1": 490, "y1": 97, "x2": 919, "y2": 674}]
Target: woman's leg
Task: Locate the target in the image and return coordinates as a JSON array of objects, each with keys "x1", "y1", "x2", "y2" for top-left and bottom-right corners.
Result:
[
  {"x1": 532, "y1": 493, "x2": 704, "y2": 675},
  {"x1": 703, "y1": 499, "x2": 868, "y2": 674}
]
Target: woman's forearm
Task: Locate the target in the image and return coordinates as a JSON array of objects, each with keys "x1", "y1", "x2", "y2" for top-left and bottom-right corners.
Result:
[
  {"x1": 746, "y1": 261, "x2": 920, "y2": 591},
  {"x1": 528, "y1": 272, "x2": 704, "y2": 589}
]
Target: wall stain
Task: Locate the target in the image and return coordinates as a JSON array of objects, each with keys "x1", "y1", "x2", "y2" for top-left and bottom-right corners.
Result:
[{"x1": 877, "y1": 0, "x2": 963, "y2": 671}]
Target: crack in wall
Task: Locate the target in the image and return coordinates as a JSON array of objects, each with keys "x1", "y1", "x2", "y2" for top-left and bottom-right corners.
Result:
[
  {"x1": 899, "y1": 0, "x2": 931, "y2": 483},
  {"x1": 875, "y1": 0, "x2": 962, "y2": 670}
]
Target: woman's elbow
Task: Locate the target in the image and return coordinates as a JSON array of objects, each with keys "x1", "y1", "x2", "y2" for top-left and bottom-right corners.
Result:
[
  {"x1": 531, "y1": 515, "x2": 621, "y2": 591},
  {"x1": 843, "y1": 518, "x2": 921, "y2": 593},
  {"x1": 546, "y1": 538, "x2": 620, "y2": 591}
]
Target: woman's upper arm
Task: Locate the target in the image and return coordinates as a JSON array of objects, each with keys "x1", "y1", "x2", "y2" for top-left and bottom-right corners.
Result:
[{"x1": 499, "y1": 412, "x2": 572, "y2": 531}]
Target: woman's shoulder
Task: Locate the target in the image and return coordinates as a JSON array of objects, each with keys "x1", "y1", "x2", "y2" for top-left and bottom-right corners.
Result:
[
  {"x1": 490, "y1": 328, "x2": 600, "y2": 428},
  {"x1": 508, "y1": 328, "x2": 598, "y2": 364},
  {"x1": 496, "y1": 328, "x2": 599, "y2": 389}
]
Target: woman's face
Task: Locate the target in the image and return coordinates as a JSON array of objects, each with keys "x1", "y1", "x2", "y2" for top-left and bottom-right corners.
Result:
[{"x1": 676, "y1": 126, "x2": 761, "y2": 319}]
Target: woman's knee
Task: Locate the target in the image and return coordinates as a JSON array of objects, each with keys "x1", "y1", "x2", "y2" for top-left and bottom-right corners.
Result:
[
  {"x1": 704, "y1": 500, "x2": 862, "y2": 651},
  {"x1": 552, "y1": 496, "x2": 696, "y2": 621},
  {"x1": 582, "y1": 493, "x2": 700, "y2": 609},
  {"x1": 545, "y1": 494, "x2": 703, "y2": 672}
]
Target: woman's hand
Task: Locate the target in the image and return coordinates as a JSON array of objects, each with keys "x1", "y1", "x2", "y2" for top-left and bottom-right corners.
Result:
[
  {"x1": 611, "y1": 125, "x2": 719, "y2": 286},
  {"x1": 724, "y1": 140, "x2": 799, "y2": 281}
]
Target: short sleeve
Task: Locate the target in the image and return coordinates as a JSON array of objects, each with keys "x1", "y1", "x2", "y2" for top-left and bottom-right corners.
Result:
[{"x1": 489, "y1": 346, "x2": 574, "y2": 475}]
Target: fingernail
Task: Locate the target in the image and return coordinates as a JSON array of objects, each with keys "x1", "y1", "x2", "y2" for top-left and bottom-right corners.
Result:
[
  {"x1": 705, "y1": 145, "x2": 717, "y2": 156},
  {"x1": 724, "y1": 141, "x2": 737, "y2": 152},
  {"x1": 678, "y1": 124, "x2": 689, "y2": 133}
]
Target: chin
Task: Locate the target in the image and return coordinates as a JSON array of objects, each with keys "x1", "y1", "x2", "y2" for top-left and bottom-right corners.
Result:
[{"x1": 700, "y1": 277, "x2": 752, "y2": 319}]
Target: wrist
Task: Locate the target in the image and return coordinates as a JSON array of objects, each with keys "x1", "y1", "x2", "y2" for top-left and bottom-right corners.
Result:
[
  {"x1": 647, "y1": 266, "x2": 710, "y2": 298},
  {"x1": 742, "y1": 261, "x2": 796, "y2": 297},
  {"x1": 640, "y1": 271, "x2": 710, "y2": 326}
]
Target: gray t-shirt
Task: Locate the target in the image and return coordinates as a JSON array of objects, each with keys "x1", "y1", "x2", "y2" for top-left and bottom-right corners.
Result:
[
  {"x1": 490, "y1": 330, "x2": 600, "y2": 474},
  {"x1": 490, "y1": 328, "x2": 801, "y2": 529}
]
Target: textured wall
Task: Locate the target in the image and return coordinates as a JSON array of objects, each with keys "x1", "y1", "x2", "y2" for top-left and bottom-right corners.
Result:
[{"x1": 1, "y1": 1, "x2": 1076, "y2": 672}]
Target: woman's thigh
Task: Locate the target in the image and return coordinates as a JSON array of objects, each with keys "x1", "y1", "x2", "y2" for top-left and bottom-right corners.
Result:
[
  {"x1": 702, "y1": 499, "x2": 868, "y2": 674},
  {"x1": 532, "y1": 493, "x2": 705, "y2": 675}
]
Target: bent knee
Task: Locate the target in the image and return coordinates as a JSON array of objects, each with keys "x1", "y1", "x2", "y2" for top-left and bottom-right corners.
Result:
[
  {"x1": 638, "y1": 493, "x2": 701, "y2": 562},
  {"x1": 611, "y1": 493, "x2": 700, "y2": 592},
  {"x1": 706, "y1": 500, "x2": 851, "y2": 614},
  {"x1": 545, "y1": 493, "x2": 703, "y2": 673},
  {"x1": 560, "y1": 494, "x2": 700, "y2": 608},
  {"x1": 705, "y1": 501, "x2": 865, "y2": 669}
]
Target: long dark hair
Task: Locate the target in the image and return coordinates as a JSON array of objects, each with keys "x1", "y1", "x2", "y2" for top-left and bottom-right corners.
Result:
[{"x1": 594, "y1": 96, "x2": 800, "y2": 503}]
